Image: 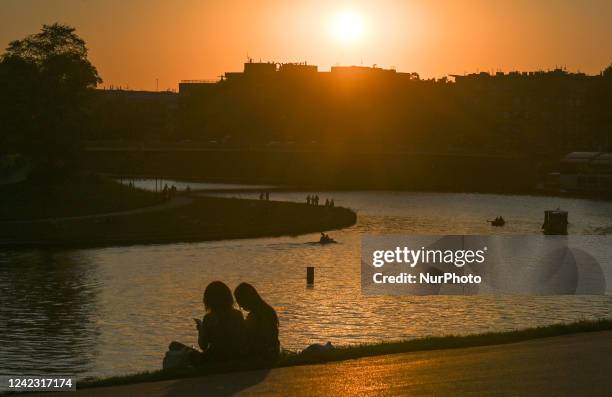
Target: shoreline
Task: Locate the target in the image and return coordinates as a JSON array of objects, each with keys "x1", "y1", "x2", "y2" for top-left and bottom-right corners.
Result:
[
  {"x1": 0, "y1": 196, "x2": 357, "y2": 250},
  {"x1": 75, "y1": 318, "x2": 611, "y2": 390},
  {"x1": 105, "y1": 174, "x2": 612, "y2": 202}
]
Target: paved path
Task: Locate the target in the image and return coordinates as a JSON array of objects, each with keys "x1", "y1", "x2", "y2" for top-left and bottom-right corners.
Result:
[
  {"x1": 38, "y1": 331, "x2": 612, "y2": 397},
  {"x1": 0, "y1": 197, "x2": 192, "y2": 224}
]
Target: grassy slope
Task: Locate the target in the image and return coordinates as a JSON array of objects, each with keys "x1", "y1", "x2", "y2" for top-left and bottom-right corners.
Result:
[
  {"x1": 79, "y1": 319, "x2": 611, "y2": 389},
  {"x1": 0, "y1": 176, "x2": 163, "y2": 221},
  {"x1": 0, "y1": 194, "x2": 357, "y2": 247}
]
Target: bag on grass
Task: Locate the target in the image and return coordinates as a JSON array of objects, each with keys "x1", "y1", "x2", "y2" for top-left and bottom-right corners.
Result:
[
  {"x1": 162, "y1": 347, "x2": 192, "y2": 370},
  {"x1": 300, "y1": 341, "x2": 335, "y2": 356}
]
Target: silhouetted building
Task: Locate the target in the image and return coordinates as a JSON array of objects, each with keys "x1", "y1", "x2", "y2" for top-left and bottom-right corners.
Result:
[
  {"x1": 177, "y1": 62, "x2": 611, "y2": 154},
  {"x1": 278, "y1": 63, "x2": 317, "y2": 76},
  {"x1": 451, "y1": 69, "x2": 597, "y2": 152},
  {"x1": 89, "y1": 89, "x2": 178, "y2": 142},
  {"x1": 178, "y1": 80, "x2": 218, "y2": 97}
]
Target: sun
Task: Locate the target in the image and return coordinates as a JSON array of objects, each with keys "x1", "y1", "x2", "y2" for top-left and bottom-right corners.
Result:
[{"x1": 331, "y1": 10, "x2": 365, "y2": 44}]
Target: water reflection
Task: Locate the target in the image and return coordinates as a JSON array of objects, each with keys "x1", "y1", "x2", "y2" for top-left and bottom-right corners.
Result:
[
  {"x1": 1, "y1": 191, "x2": 612, "y2": 378},
  {"x1": 0, "y1": 251, "x2": 100, "y2": 376}
]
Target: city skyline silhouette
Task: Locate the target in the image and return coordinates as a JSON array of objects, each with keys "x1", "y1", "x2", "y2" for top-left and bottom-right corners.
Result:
[{"x1": 2, "y1": 0, "x2": 612, "y2": 90}]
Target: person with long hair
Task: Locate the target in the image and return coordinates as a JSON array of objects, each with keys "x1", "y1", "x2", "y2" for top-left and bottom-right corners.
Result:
[
  {"x1": 234, "y1": 282, "x2": 280, "y2": 361},
  {"x1": 168, "y1": 281, "x2": 245, "y2": 365}
]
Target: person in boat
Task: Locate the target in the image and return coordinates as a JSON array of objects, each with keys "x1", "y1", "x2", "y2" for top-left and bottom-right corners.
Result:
[
  {"x1": 234, "y1": 283, "x2": 280, "y2": 362},
  {"x1": 491, "y1": 216, "x2": 505, "y2": 226},
  {"x1": 320, "y1": 232, "x2": 334, "y2": 243},
  {"x1": 168, "y1": 281, "x2": 246, "y2": 364}
]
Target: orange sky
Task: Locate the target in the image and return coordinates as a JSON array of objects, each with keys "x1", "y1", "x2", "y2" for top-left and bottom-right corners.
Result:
[{"x1": 1, "y1": 0, "x2": 611, "y2": 91}]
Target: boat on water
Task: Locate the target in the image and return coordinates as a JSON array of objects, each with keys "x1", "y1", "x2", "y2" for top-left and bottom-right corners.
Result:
[
  {"x1": 319, "y1": 232, "x2": 337, "y2": 244},
  {"x1": 489, "y1": 216, "x2": 506, "y2": 227}
]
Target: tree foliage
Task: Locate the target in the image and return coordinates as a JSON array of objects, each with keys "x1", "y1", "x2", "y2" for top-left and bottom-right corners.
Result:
[
  {"x1": 0, "y1": 23, "x2": 101, "y2": 177},
  {"x1": 602, "y1": 63, "x2": 612, "y2": 79}
]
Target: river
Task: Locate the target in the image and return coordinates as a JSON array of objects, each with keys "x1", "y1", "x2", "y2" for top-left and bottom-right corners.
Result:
[{"x1": 1, "y1": 186, "x2": 611, "y2": 378}]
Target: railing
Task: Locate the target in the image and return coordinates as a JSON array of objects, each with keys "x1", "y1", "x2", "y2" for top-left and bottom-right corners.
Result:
[{"x1": 180, "y1": 79, "x2": 219, "y2": 84}]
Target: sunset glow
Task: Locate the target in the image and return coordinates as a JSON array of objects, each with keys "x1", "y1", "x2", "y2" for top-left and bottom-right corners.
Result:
[
  {"x1": 1, "y1": 0, "x2": 612, "y2": 391},
  {"x1": 1, "y1": 0, "x2": 612, "y2": 90},
  {"x1": 331, "y1": 10, "x2": 366, "y2": 44}
]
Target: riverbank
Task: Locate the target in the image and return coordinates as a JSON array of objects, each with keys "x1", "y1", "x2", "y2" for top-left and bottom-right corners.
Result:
[
  {"x1": 43, "y1": 329, "x2": 611, "y2": 397},
  {"x1": 107, "y1": 173, "x2": 612, "y2": 202},
  {"x1": 88, "y1": 149, "x2": 612, "y2": 200},
  {"x1": 0, "y1": 176, "x2": 164, "y2": 221},
  {"x1": 83, "y1": 147, "x2": 543, "y2": 195},
  {"x1": 68, "y1": 319, "x2": 611, "y2": 392},
  {"x1": 0, "y1": 195, "x2": 357, "y2": 248}
]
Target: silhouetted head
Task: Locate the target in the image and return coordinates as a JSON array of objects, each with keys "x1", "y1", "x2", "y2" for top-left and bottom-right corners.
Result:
[
  {"x1": 235, "y1": 282, "x2": 279, "y2": 327},
  {"x1": 203, "y1": 281, "x2": 234, "y2": 313},
  {"x1": 234, "y1": 282, "x2": 262, "y2": 311}
]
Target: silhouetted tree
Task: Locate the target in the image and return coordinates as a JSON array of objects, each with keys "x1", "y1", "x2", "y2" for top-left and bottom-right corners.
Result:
[
  {"x1": 596, "y1": 63, "x2": 612, "y2": 149},
  {"x1": 602, "y1": 63, "x2": 612, "y2": 79},
  {"x1": 0, "y1": 23, "x2": 101, "y2": 178}
]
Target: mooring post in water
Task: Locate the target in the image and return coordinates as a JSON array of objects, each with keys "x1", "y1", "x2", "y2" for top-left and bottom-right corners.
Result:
[{"x1": 307, "y1": 266, "x2": 315, "y2": 285}]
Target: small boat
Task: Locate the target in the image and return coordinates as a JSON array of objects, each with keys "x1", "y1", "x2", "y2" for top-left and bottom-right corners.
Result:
[
  {"x1": 319, "y1": 233, "x2": 337, "y2": 244},
  {"x1": 489, "y1": 217, "x2": 506, "y2": 227}
]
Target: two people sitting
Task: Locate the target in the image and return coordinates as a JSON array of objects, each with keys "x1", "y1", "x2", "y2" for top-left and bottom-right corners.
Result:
[
  {"x1": 167, "y1": 281, "x2": 279, "y2": 367},
  {"x1": 491, "y1": 215, "x2": 505, "y2": 226}
]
